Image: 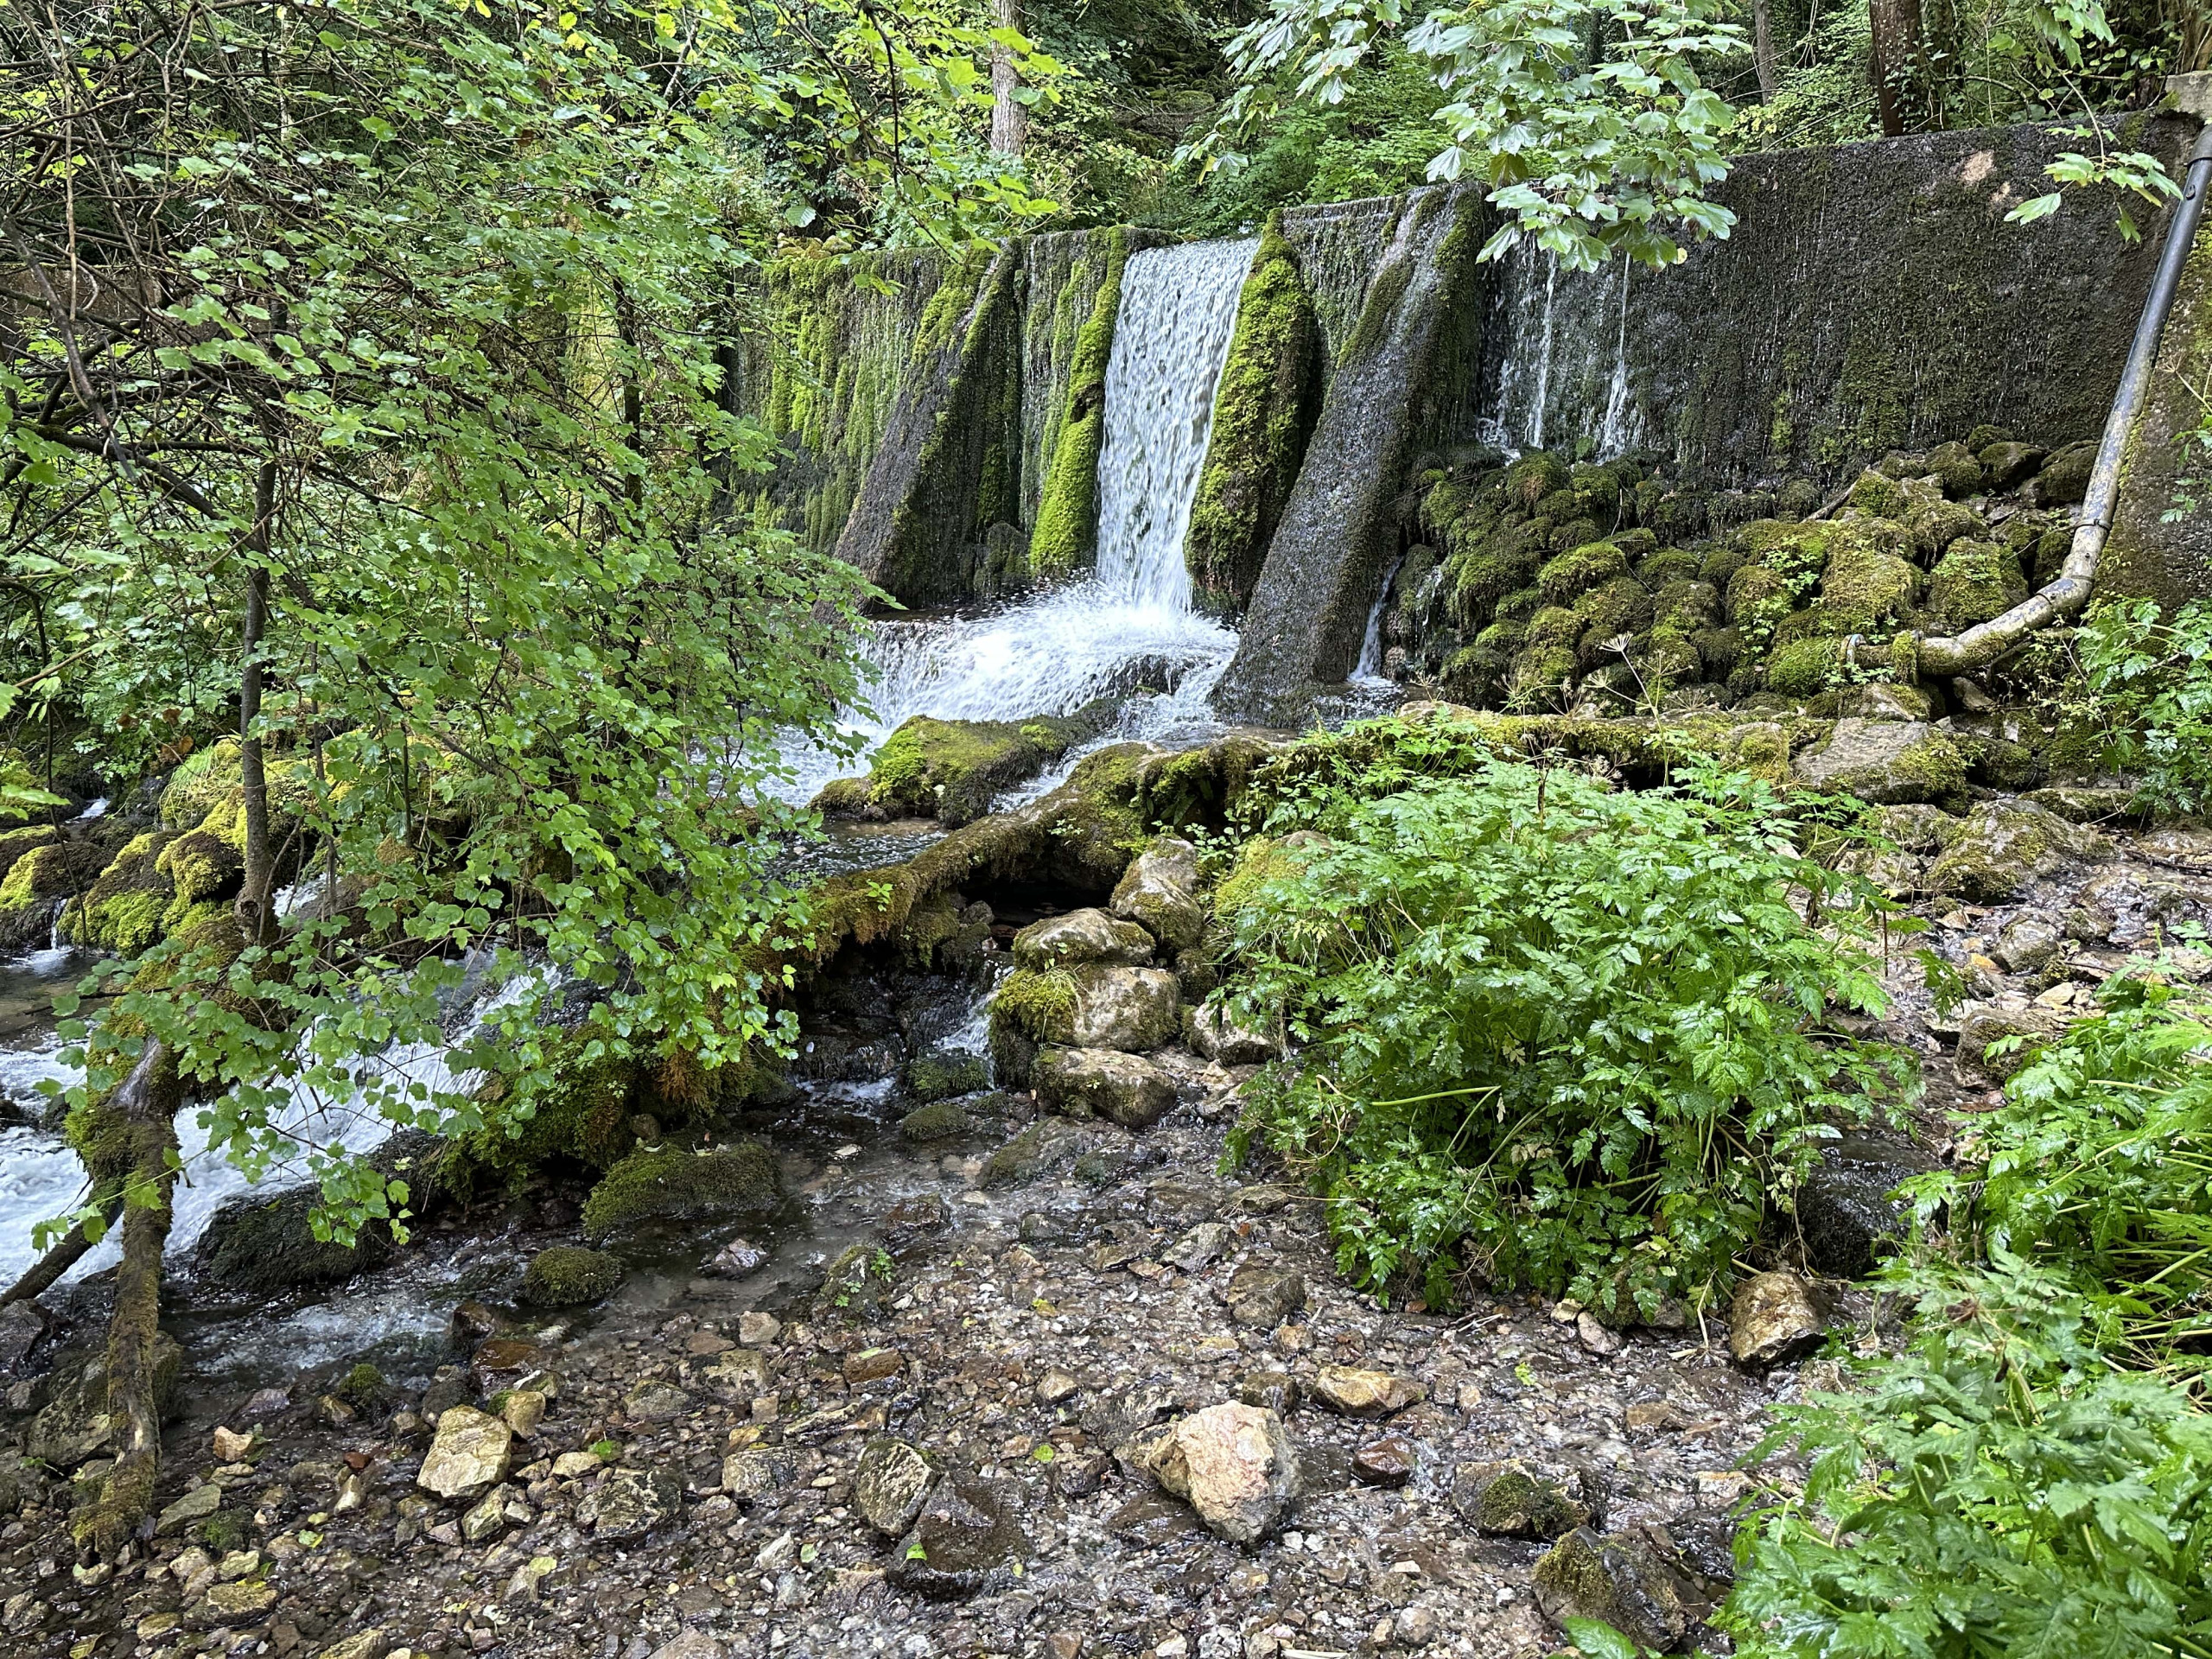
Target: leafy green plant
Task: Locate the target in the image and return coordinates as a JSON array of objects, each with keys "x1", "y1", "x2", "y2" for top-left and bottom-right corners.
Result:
[
  {"x1": 2078, "y1": 596, "x2": 2212, "y2": 814},
  {"x1": 1726, "y1": 1253, "x2": 2212, "y2": 1657},
  {"x1": 1218, "y1": 754, "x2": 1910, "y2": 1314}
]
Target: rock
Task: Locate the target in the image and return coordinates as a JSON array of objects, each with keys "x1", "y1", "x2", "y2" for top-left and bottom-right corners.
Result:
[
  {"x1": 1452, "y1": 1461, "x2": 1590, "y2": 1538},
  {"x1": 980, "y1": 1115, "x2": 1138, "y2": 1189},
  {"x1": 1224, "y1": 1265, "x2": 1306, "y2": 1329},
  {"x1": 842, "y1": 713, "x2": 1101, "y2": 827},
  {"x1": 582, "y1": 1465, "x2": 680, "y2": 1540},
  {"x1": 1352, "y1": 1433, "x2": 1416, "y2": 1487},
  {"x1": 1036, "y1": 1368, "x2": 1082, "y2": 1405},
  {"x1": 1237, "y1": 1371, "x2": 1300, "y2": 1415},
  {"x1": 416, "y1": 1405, "x2": 512, "y2": 1501},
  {"x1": 704, "y1": 1236, "x2": 769, "y2": 1278},
  {"x1": 1033, "y1": 1047, "x2": 1176, "y2": 1128},
  {"x1": 1925, "y1": 800, "x2": 2106, "y2": 903},
  {"x1": 899, "y1": 1101, "x2": 974, "y2": 1144},
  {"x1": 1978, "y1": 441, "x2": 2045, "y2": 490},
  {"x1": 647, "y1": 1635, "x2": 724, "y2": 1659},
  {"x1": 1310, "y1": 1365, "x2": 1425, "y2": 1418},
  {"x1": 1576, "y1": 1310, "x2": 1624, "y2": 1357},
  {"x1": 2032, "y1": 438, "x2": 2097, "y2": 505},
  {"x1": 812, "y1": 1241, "x2": 894, "y2": 1324},
  {"x1": 1532, "y1": 1528, "x2": 1695, "y2": 1651},
  {"x1": 553, "y1": 1449, "x2": 606, "y2": 1478},
  {"x1": 211, "y1": 1426, "x2": 253, "y2": 1463},
  {"x1": 156, "y1": 1483, "x2": 222, "y2": 1535},
  {"x1": 1110, "y1": 837, "x2": 1205, "y2": 953},
  {"x1": 28, "y1": 1332, "x2": 182, "y2": 1469},
  {"x1": 1992, "y1": 913, "x2": 2063, "y2": 975},
  {"x1": 738, "y1": 1310, "x2": 782, "y2": 1347},
  {"x1": 1187, "y1": 1001, "x2": 1284, "y2": 1065},
  {"x1": 314, "y1": 1632, "x2": 390, "y2": 1659},
  {"x1": 620, "y1": 1379, "x2": 691, "y2": 1422},
  {"x1": 855, "y1": 1437, "x2": 938, "y2": 1535},
  {"x1": 1147, "y1": 1403, "x2": 1300, "y2": 1543},
  {"x1": 883, "y1": 1192, "x2": 950, "y2": 1256},
  {"x1": 1796, "y1": 1134, "x2": 1940, "y2": 1277},
  {"x1": 1794, "y1": 720, "x2": 1967, "y2": 808},
  {"x1": 699, "y1": 1349, "x2": 771, "y2": 1403},
  {"x1": 194, "y1": 1184, "x2": 391, "y2": 1294},
  {"x1": 722, "y1": 1446, "x2": 795, "y2": 1501},
  {"x1": 580, "y1": 1141, "x2": 782, "y2": 1241},
  {"x1": 200, "y1": 1580, "x2": 277, "y2": 1622},
  {"x1": 1013, "y1": 908, "x2": 1154, "y2": 970},
  {"x1": 1728, "y1": 1270, "x2": 1822, "y2": 1367},
  {"x1": 500, "y1": 1390, "x2": 546, "y2": 1438},
  {"x1": 1956, "y1": 1001, "x2": 2067, "y2": 1083},
  {"x1": 1167, "y1": 1222, "x2": 1231, "y2": 1272},
  {"x1": 844, "y1": 1346, "x2": 905, "y2": 1386},
  {"x1": 1106, "y1": 1490, "x2": 1205, "y2": 1547},
  {"x1": 0, "y1": 1302, "x2": 45, "y2": 1378},
  {"x1": 460, "y1": 1487, "x2": 508, "y2": 1543},
  {"x1": 887, "y1": 1472, "x2": 1029, "y2": 1599},
  {"x1": 519, "y1": 1245, "x2": 624, "y2": 1306},
  {"x1": 901, "y1": 1049, "x2": 990, "y2": 1103},
  {"x1": 1070, "y1": 966, "x2": 1181, "y2": 1052},
  {"x1": 1392, "y1": 1605, "x2": 1440, "y2": 1648}
]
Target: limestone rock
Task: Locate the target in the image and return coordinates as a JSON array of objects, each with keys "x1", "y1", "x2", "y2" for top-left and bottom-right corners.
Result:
[
  {"x1": 1147, "y1": 1403, "x2": 1300, "y2": 1543},
  {"x1": 582, "y1": 1465, "x2": 680, "y2": 1540},
  {"x1": 1070, "y1": 965, "x2": 1181, "y2": 1052},
  {"x1": 887, "y1": 1472, "x2": 1028, "y2": 1599},
  {"x1": 1187, "y1": 1000, "x2": 1285, "y2": 1065},
  {"x1": 721, "y1": 1446, "x2": 795, "y2": 1502},
  {"x1": 1956, "y1": 1001, "x2": 2068, "y2": 1084},
  {"x1": 1728, "y1": 1270, "x2": 1822, "y2": 1367},
  {"x1": 704, "y1": 1236, "x2": 768, "y2": 1278},
  {"x1": 1310, "y1": 1365, "x2": 1425, "y2": 1418},
  {"x1": 855, "y1": 1437, "x2": 938, "y2": 1535},
  {"x1": 698, "y1": 1349, "x2": 771, "y2": 1403},
  {"x1": 1925, "y1": 799, "x2": 2106, "y2": 903},
  {"x1": 978, "y1": 1116, "x2": 1138, "y2": 1189},
  {"x1": 1034, "y1": 1047, "x2": 1176, "y2": 1129},
  {"x1": 416, "y1": 1405, "x2": 512, "y2": 1501},
  {"x1": 1224, "y1": 1265, "x2": 1306, "y2": 1329},
  {"x1": 156, "y1": 1483, "x2": 222, "y2": 1536},
  {"x1": 1110, "y1": 837, "x2": 1205, "y2": 954},
  {"x1": 1012, "y1": 908, "x2": 1154, "y2": 971},
  {"x1": 1794, "y1": 720, "x2": 1967, "y2": 807},
  {"x1": 621, "y1": 1379, "x2": 691, "y2": 1422}
]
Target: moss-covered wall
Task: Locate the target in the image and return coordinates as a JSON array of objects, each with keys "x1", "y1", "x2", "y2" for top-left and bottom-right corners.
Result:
[{"x1": 1027, "y1": 228, "x2": 1134, "y2": 581}]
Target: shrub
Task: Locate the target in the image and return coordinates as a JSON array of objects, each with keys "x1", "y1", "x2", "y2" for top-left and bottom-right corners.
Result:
[
  {"x1": 2079, "y1": 597, "x2": 2212, "y2": 814},
  {"x1": 1726, "y1": 1255, "x2": 2212, "y2": 1657},
  {"x1": 1219, "y1": 758, "x2": 1908, "y2": 1314}
]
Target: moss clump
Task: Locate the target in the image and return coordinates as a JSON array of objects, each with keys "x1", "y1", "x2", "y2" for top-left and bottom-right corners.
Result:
[
  {"x1": 1925, "y1": 537, "x2": 2028, "y2": 630},
  {"x1": 521, "y1": 1245, "x2": 626, "y2": 1306},
  {"x1": 155, "y1": 828, "x2": 243, "y2": 906},
  {"x1": 989, "y1": 966, "x2": 1077, "y2": 1052},
  {"x1": 1766, "y1": 637, "x2": 1846, "y2": 697},
  {"x1": 441, "y1": 1025, "x2": 639, "y2": 1197},
  {"x1": 899, "y1": 1100, "x2": 975, "y2": 1143},
  {"x1": 1652, "y1": 579, "x2": 1720, "y2": 632},
  {"x1": 581, "y1": 1141, "x2": 782, "y2": 1242},
  {"x1": 159, "y1": 739, "x2": 242, "y2": 830},
  {"x1": 902, "y1": 1051, "x2": 989, "y2": 1103},
  {"x1": 1028, "y1": 227, "x2": 1131, "y2": 579},
  {"x1": 1508, "y1": 645, "x2": 1579, "y2": 710},
  {"x1": 337, "y1": 1363, "x2": 392, "y2": 1409},
  {"x1": 1847, "y1": 468, "x2": 1910, "y2": 519},
  {"x1": 1537, "y1": 542, "x2": 1628, "y2": 603},
  {"x1": 1525, "y1": 606, "x2": 1584, "y2": 651},
  {"x1": 1185, "y1": 215, "x2": 1319, "y2": 613},
  {"x1": 861, "y1": 714, "x2": 1088, "y2": 829},
  {"x1": 1572, "y1": 577, "x2": 1654, "y2": 639},
  {"x1": 1503, "y1": 452, "x2": 1570, "y2": 509},
  {"x1": 60, "y1": 831, "x2": 177, "y2": 954},
  {"x1": 1816, "y1": 524, "x2": 1919, "y2": 632},
  {"x1": 1468, "y1": 1466, "x2": 1590, "y2": 1538},
  {"x1": 811, "y1": 777, "x2": 871, "y2": 817}
]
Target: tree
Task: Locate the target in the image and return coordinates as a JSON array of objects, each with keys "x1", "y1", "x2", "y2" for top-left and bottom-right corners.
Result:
[{"x1": 0, "y1": 0, "x2": 1056, "y2": 1556}]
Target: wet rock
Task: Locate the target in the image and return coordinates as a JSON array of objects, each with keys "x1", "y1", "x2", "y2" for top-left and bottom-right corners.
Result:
[
  {"x1": 1187, "y1": 1001, "x2": 1284, "y2": 1065},
  {"x1": 580, "y1": 1141, "x2": 783, "y2": 1242},
  {"x1": 845, "y1": 1346, "x2": 906, "y2": 1386},
  {"x1": 621, "y1": 1378, "x2": 691, "y2": 1422},
  {"x1": 883, "y1": 1192, "x2": 950, "y2": 1255},
  {"x1": 1452, "y1": 1461, "x2": 1590, "y2": 1539},
  {"x1": 1532, "y1": 1528, "x2": 1694, "y2": 1651},
  {"x1": 198, "y1": 1579, "x2": 277, "y2": 1624},
  {"x1": 1352, "y1": 1433, "x2": 1416, "y2": 1487},
  {"x1": 1728, "y1": 1270, "x2": 1822, "y2": 1367},
  {"x1": 0, "y1": 1301, "x2": 46, "y2": 1378},
  {"x1": 156, "y1": 1483, "x2": 222, "y2": 1535},
  {"x1": 500, "y1": 1389, "x2": 546, "y2": 1438},
  {"x1": 450, "y1": 1300, "x2": 504, "y2": 1345},
  {"x1": 582, "y1": 1465, "x2": 680, "y2": 1540},
  {"x1": 1956, "y1": 1001, "x2": 2068, "y2": 1084},
  {"x1": 1110, "y1": 837, "x2": 1205, "y2": 954},
  {"x1": 1236, "y1": 1371, "x2": 1300, "y2": 1415},
  {"x1": 416, "y1": 1405, "x2": 512, "y2": 1501},
  {"x1": 460, "y1": 1487, "x2": 509, "y2": 1543},
  {"x1": 812, "y1": 1241, "x2": 894, "y2": 1324},
  {"x1": 1147, "y1": 1402, "x2": 1300, "y2": 1543},
  {"x1": 1576, "y1": 1311, "x2": 1624, "y2": 1357},
  {"x1": 1034, "y1": 1047, "x2": 1176, "y2": 1129},
  {"x1": 195, "y1": 1184, "x2": 392, "y2": 1294},
  {"x1": 899, "y1": 1101, "x2": 974, "y2": 1144},
  {"x1": 1793, "y1": 720, "x2": 1966, "y2": 808},
  {"x1": 1037, "y1": 1367, "x2": 1082, "y2": 1404},
  {"x1": 1924, "y1": 799, "x2": 2106, "y2": 903},
  {"x1": 1167, "y1": 1222, "x2": 1231, "y2": 1272},
  {"x1": 1992, "y1": 913, "x2": 2064, "y2": 976},
  {"x1": 211, "y1": 1426, "x2": 252, "y2": 1462},
  {"x1": 698, "y1": 1349, "x2": 770, "y2": 1403},
  {"x1": 1012, "y1": 908, "x2": 1154, "y2": 970},
  {"x1": 739, "y1": 1311, "x2": 781, "y2": 1346},
  {"x1": 704, "y1": 1236, "x2": 769, "y2": 1278},
  {"x1": 980, "y1": 1115, "x2": 1136, "y2": 1189},
  {"x1": 1796, "y1": 1134, "x2": 1939, "y2": 1277},
  {"x1": 1310, "y1": 1365, "x2": 1425, "y2": 1419},
  {"x1": 519, "y1": 1245, "x2": 624, "y2": 1307},
  {"x1": 901, "y1": 1049, "x2": 989, "y2": 1103},
  {"x1": 647, "y1": 1635, "x2": 723, "y2": 1659},
  {"x1": 1224, "y1": 1265, "x2": 1306, "y2": 1329},
  {"x1": 29, "y1": 1334, "x2": 181, "y2": 1468},
  {"x1": 887, "y1": 1472, "x2": 1029, "y2": 1599},
  {"x1": 855, "y1": 1437, "x2": 938, "y2": 1535},
  {"x1": 1979, "y1": 441, "x2": 2045, "y2": 490},
  {"x1": 1107, "y1": 1490, "x2": 1205, "y2": 1547},
  {"x1": 721, "y1": 1446, "x2": 795, "y2": 1502},
  {"x1": 1069, "y1": 966, "x2": 1181, "y2": 1052}
]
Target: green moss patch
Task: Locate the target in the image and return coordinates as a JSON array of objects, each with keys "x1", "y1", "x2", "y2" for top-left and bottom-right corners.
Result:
[
  {"x1": 1027, "y1": 228, "x2": 1130, "y2": 580},
  {"x1": 581, "y1": 1141, "x2": 783, "y2": 1241},
  {"x1": 521, "y1": 1245, "x2": 626, "y2": 1306}
]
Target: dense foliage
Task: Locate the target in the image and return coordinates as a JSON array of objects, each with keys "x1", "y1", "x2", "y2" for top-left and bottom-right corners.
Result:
[
  {"x1": 2079, "y1": 598, "x2": 2212, "y2": 815},
  {"x1": 1219, "y1": 749, "x2": 1910, "y2": 1313}
]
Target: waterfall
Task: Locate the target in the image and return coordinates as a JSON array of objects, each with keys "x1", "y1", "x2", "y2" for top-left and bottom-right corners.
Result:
[
  {"x1": 770, "y1": 238, "x2": 1255, "y2": 811},
  {"x1": 1095, "y1": 240, "x2": 1255, "y2": 610}
]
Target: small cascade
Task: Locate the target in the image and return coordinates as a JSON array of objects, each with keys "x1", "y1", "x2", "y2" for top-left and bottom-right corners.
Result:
[
  {"x1": 1095, "y1": 239, "x2": 1255, "y2": 610},
  {"x1": 772, "y1": 238, "x2": 1257, "y2": 813},
  {"x1": 1479, "y1": 250, "x2": 1643, "y2": 460}
]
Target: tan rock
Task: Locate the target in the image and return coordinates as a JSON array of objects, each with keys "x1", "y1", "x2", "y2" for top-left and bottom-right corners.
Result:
[
  {"x1": 1310, "y1": 1365, "x2": 1426, "y2": 1418},
  {"x1": 1147, "y1": 1402, "x2": 1300, "y2": 1543},
  {"x1": 415, "y1": 1404, "x2": 512, "y2": 1501},
  {"x1": 211, "y1": 1426, "x2": 253, "y2": 1463},
  {"x1": 1728, "y1": 1270, "x2": 1823, "y2": 1367}
]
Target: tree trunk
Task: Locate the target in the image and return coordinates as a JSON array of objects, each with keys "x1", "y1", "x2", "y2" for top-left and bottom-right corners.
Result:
[
  {"x1": 990, "y1": 0, "x2": 1027, "y2": 156},
  {"x1": 79, "y1": 1044, "x2": 181, "y2": 1560},
  {"x1": 1868, "y1": 0, "x2": 1921, "y2": 137},
  {"x1": 1754, "y1": 0, "x2": 1778, "y2": 102},
  {"x1": 236, "y1": 458, "x2": 277, "y2": 945}
]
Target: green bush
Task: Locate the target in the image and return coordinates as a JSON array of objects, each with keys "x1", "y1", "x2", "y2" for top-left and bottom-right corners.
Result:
[
  {"x1": 2079, "y1": 597, "x2": 2212, "y2": 815},
  {"x1": 1726, "y1": 1255, "x2": 2212, "y2": 1656},
  {"x1": 1219, "y1": 757, "x2": 1908, "y2": 1314}
]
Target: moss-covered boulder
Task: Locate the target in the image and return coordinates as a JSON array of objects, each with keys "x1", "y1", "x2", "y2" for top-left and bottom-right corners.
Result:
[
  {"x1": 59, "y1": 831, "x2": 176, "y2": 954},
  {"x1": 521, "y1": 1245, "x2": 626, "y2": 1306},
  {"x1": 1011, "y1": 907, "x2": 1154, "y2": 971},
  {"x1": 1926, "y1": 538, "x2": 2029, "y2": 630},
  {"x1": 1185, "y1": 215, "x2": 1319, "y2": 613},
  {"x1": 902, "y1": 1050, "x2": 989, "y2": 1103},
  {"x1": 1816, "y1": 524, "x2": 1918, "y2": 632},
  {"x1": 1109, "y1": 836, "x2": 1204, "y2": 956},
  {"x1": 1531, "y1": 1528, "x2": 1697, "y2": 1652},
  {"x1": 195, "y1": 1183, "x2": 395, "y2": 1294},
  {"x1": 2033, "y1": 439, "x2": 2096, "y2": 506},
  {"x1": 1924, "y1": 800, "x2": 2107, "y2": 903},
  {"x1": 581, "y1": 1141, "x2": 782, "y2": 1241},
  {"x1": 1794, "y1": 720, "x2": 1967, "y2": 807},
  {"x1": 0, "y1": 838, "x2": 105, "y2": 952},
  {"x1": 1764, "y1": 637, "x2": 1845, "y2": 698},
  {"x1": 439, "y1": 1027, "x2": 640, "y2": 1198},
  {"x1": 1537, "y1": 541, "x2": 1629, "y2": 604},
  {"x1": 899, "y1": 1099, "x2": 976, "y2": 1143},
  {"x1": 841, "y1": 712, "x2": 1097, "y2": 829}
]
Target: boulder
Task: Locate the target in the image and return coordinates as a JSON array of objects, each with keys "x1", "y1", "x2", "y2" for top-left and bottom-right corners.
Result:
[
  {"x1": 519, "y1": 1246, "x2": 624, "y2": 1307},
  {"x1": 1224, "y1": 1265, "x2": 1306, "y2": 1329},
  {"x1": 1309, "y1": 1366, "x2": 1425, "y2": 1418},
  {"x1": 28, "y1": 1333, "x2": 182, "y2": 1468},
  {"x1": 582, "y1": 1465, "x2": 680, "y2": 1540},
  {"x1": 1110, "y1": 837, "x2": 1205, "y2": 954},
  {"x1": 978, "y1": 1116, "x2": 1140, "y2": 1189},
  {"x1": 855, "y1": 1437, "x2": 938, "y2": 1535},
  {"x1": 1796, "y1": 1135, "x2": 1939, "y2": 1277},
  {"x1": 1188, "y1": 1001, "x2": 1284, "y2": 1065},
  {"x1": 1924, "y1": 799, "x2": 2106, "y2": 904},
  {"x1": 2032, "y1": 439, "x2": 2096, "y2": 506},
  {"x1": 1011, "y1": 908, "x2": 1154, "y2": 971},
  {"x1": 833, "y1": 712, "x2": 1103, "y2": 827},
  {"x1": 1727, "y1": 1270, "x2": 1822, "y2": 1367},
  {"x1": 1033, "y1": 1047, "x2": 1176, "y2": 1129},
  {"x1": 1793, "y1": 720, "x2": 1967, "y2": 808},
  {"x1": 1956, "y1": 1001, "x2": 2068, "y2": 1084},
  {"x1": 195, "y1": 1184, "x2": 391, "y2": 1294},
  {"x1": 898, "y1": 1100, "x2": 974, "y2": 1143},
  {"x1": 580, "y1": 1141, "x2": 781, "y2": 1241},
  {"x1": 1452, "y1": 1461, "x2": 1590, "y2": 1539},
  {"x1": 1532, "y1": 1528, "x2": 1697, "y2": 1651},
  {"x1": 416, "y1": 1405, "x2": 512, "y2": 1501},
  {"x1": 1070, "y1": 965, "x2": 1180, "y2": 1052},
  {"x1": 1147, "y1": 1403, "x2": 1301, "y2": 1543},
  {"x1": 886, "y1": 1472, "x2": 1029, "y2": 1599}
]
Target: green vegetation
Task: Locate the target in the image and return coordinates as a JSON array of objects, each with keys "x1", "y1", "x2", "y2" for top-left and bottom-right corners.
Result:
[
  {"x1": 2077, "y1": 597, "x2": 2212, "y2": 814},
  {"x1": 1028, "y1": 229, "x2": 1131, "y2": 579},
  {"x1": 581, "y1": 1143, "x2": 783, "y2": 1242},
  {"x1": 522, "y1": 1246, "x2": 627, "y2": 1307},
  {"x1": 1219, "y1": 753, "x2": 1907, "y2": 1315}
]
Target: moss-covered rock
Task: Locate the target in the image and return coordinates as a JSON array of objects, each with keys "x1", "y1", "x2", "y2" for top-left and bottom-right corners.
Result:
[
  {"x1": 581, "y1": 1141, "x2": 782, "y2": 1241},
  {"x1": 1571, "y1": 576, "x2": 1653, "y2": 640},
  {"x1": 1503, "y1": 452, "x2": 1570, "y2": 509},
  {"x1": 899, "y1": 1099, "x2": 976, "y2": 1143},
  {"x1": 988, "y1": 965, "x2": 1078, "y2": 1073},
  {"x1": 1817, "y1": 524, "x2": 1918, "y2": 632},
  {"x1": 439, "y1": 1026, "x2": 639, "y2": 1197},
  {"x1": 1926, "y1": 537, "x2": 2028, "y2": 630},
  {"x1": 521, "y1": 1246, "x2": 626, "y2": 1306},
  {"x1": 1765, "y1": 637, "x2": 1846, "y2": 697},
  {"x1": 902, "y1": 1051, "x2": 988, "y2": 1103},
  {"x1": 155, "y1": 828, "x2": 244, "y2": 907},
  {"x1": 0, "y1": 838, "x2": 105, "y2": 952},
  {"x1": 60, "y1": 831, "x2": 177, "y2": 954},
  {"x1": 1847, "y1": 468, "x2": 1910, "y2": 519},
  {"x1": 854, "y1": 712, "x2": 1100, "y2": 828},
  {"x1": 2033, "y1": 439, "x2": 2096, "y2": 505},
  {"x1": 1027, "y1": 228, "x2": 1130, "y2": 578},
  {"x1": 1795, "y1": 720, "x2": 1967, "y2": 807},
  {"x1": 195, "y1": 1183, "x2": 395, "y2": 1294},
  {"x1": 1185, "y1": 215, "x2": 1319, "y2": 613},
  {"x1": 1537, "y1": 541, "x2": 1629, "y2": 604},
  {"x1": 1923, "y1": 799, "x2": 2107, "y2": 903},
  {"x1": 1010, "y1": 907, "x2": 1153, "y2": 970}
]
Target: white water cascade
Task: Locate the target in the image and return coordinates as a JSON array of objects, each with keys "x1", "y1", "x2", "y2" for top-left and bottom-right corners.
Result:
[{"x1": 772, "y1": 239, "x2": 1256, "y2": 810}]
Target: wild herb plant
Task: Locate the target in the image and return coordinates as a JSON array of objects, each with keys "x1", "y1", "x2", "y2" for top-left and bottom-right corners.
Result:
[
  {"x1": 2080, "y1": 598, "x2": 2212, "y2": 815},
  {"x1": 1218, "y1": 753, "x2": 1911, "y2": 1314}
]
